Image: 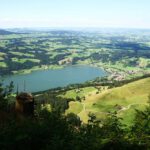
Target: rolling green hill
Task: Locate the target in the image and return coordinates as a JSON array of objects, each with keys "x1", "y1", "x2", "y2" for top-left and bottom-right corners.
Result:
[{"x1": 66, "y1": 77, "x2": 150, "y2": 126}]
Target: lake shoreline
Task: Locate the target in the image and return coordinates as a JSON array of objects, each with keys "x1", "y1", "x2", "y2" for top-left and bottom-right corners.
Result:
[
  {"x1": 0, "y1": 63, "x2": 109, "y2": 77},
  {"x1": 1, "y1": 65, "x2": 107, "y2": 93}
]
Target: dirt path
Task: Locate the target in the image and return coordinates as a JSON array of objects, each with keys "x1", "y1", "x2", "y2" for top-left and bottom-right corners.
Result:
[
  {"x1": 80, "y1": 102, "x2": 148, "y2": 116},
  {"x1": 118, "y1": 103, "x2": 149, "y2": 113},
  {"x1": 81, "y1": 102, "x2": 86, "y2": 111}
]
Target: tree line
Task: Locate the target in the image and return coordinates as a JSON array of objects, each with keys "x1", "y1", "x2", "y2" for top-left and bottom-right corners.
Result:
[{"x1": 0, "y1": 83, "x2": 150, "y2": 150}]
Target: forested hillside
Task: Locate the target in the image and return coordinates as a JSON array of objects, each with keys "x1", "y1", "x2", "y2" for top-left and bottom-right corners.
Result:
[{"x1": 0, "y1": 81, "x2": 149, "y2": 150}]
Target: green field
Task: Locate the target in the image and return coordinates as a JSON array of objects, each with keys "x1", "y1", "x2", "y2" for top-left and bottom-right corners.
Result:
[
  {"x1": 66, "y1": 77, "x2": 150, "y2": 125},
  {"x1": 0, "y1": 29, "x2": 150, "y2": 79},
  {"x1": 0, "y1": 62, "x2": 7, "y2": 68},
  {"x1": 59, "y1": 87, "x2": 97, "y2": 99}
]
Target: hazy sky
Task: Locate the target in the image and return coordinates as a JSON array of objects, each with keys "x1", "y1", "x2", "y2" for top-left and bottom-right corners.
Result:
[{"x1": 0, "y1": 0, "x2": 150, "y2": 28}]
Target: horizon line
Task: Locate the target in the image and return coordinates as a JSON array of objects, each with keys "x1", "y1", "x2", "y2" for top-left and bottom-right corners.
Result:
[{"x1": 1, "y1": 26, "x2": 150, "y2": 30}]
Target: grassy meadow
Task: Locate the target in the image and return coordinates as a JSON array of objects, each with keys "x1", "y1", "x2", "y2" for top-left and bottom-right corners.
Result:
[{"x1": 65, "y1": 77, "x2": 150, "y2": 126}]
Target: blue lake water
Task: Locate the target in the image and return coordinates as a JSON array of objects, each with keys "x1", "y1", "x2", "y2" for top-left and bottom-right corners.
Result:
[{"x1": 1, "y1": 65, "x2": 107, "y2": 92}]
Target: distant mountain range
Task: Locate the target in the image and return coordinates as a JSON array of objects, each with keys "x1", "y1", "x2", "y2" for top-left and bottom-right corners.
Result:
[{"x1": 0, "y1": 29, "x2": 15, "y2": 35}]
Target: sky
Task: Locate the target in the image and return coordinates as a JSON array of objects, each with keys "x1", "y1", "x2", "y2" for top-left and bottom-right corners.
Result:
[{"x1": 0, "y1": 0, "x2": 150, "y2": 28}]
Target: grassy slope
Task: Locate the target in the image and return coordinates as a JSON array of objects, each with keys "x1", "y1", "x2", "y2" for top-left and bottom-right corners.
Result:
[
  {"x1": 60, "y1": 87, "x2": 97, "y2": 99},
  {"x1": 66, "y1": 101, "x2": 83, "y2": 114},
  {"x1": 66, "y1": 77, "x2": 150, "y2": 125}
]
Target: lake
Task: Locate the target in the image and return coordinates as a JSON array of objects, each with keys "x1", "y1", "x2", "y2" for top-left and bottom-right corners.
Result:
[{"x1": 1, "y1": 65, "x2": 107, "y2": 92}]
